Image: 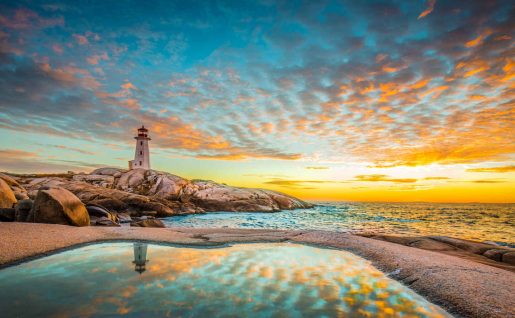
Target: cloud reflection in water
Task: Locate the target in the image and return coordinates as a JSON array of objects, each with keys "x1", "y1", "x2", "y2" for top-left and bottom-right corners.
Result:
[{"x1": 0, "y1": 243, "x2": 450, "y2": 318}]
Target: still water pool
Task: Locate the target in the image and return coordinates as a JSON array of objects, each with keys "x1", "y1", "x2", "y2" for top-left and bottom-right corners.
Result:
[{"x1": 0, "y1": 243, "x2": 450, "y2": 318}]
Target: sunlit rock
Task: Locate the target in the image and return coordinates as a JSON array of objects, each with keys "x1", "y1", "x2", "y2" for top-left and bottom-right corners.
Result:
[
  {"x1": 0, "y1": 178, "x2": 17, "y2": 208},
  {"x1": 0, "y1": 173, "x2": 28, "y2": 200},
  {"x1": 28, "y1": 187, "x2": 90, "y2": 226}
]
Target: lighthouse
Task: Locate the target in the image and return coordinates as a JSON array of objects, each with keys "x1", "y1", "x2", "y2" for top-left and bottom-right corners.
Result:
[
  {"x1": 132, "y1": 243, "x2": 149, "y2": 274},
  {"x1": 129, "y1": 125, "x2": 151, "y2": 170}
]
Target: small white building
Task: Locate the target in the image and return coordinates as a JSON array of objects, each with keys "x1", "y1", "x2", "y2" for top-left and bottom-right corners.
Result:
[{"x1": 129, "y1": 125, "x2": 151, "y2": 170}]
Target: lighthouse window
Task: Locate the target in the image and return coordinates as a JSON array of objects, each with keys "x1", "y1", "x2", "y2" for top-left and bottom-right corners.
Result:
[
  {"x1": 140, "y1": 141, "x2": 143, "y2": 146},
  {"x1": 140, "y1": 151, "x2": 142, "y2": 155},
  {"x1": 139, "y1": 161, "x2": 142, "y2": 165}
]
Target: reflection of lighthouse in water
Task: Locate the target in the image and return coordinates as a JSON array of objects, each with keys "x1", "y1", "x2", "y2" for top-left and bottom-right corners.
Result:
[{"x1": 133, "y1": 243, "x2": 149, "y2": 274}]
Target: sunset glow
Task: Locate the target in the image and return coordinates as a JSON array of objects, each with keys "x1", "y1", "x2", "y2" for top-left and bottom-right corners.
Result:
[{"x1": 1, "y1": 0, "x2": 514, "y2": 202}]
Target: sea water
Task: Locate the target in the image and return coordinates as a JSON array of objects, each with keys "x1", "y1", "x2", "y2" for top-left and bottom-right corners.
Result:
[{"x1": 163, "y1": 202, "x2": 515, "y2": 246}]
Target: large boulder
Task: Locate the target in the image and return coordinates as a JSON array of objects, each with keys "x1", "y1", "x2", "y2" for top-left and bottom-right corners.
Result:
[
  {"x1": 28, "y1": 187, "x2": 90, "y2": 226},
  {"x1": 0, "y1": 178, "x2": 17, "y2": 208}
]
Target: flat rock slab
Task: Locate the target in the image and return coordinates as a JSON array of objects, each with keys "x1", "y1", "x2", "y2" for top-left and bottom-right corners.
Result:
[{"x1": 0, "y1": 223, "x2": 513, "y2": 318}]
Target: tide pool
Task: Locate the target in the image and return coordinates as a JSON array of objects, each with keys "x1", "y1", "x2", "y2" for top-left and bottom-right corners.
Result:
[{"x1": 0, "y1": 242, "x2": 451, "y2": 317}]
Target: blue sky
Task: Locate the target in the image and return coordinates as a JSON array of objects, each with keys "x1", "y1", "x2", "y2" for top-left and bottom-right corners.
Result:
[{"x1": 1, "y1": 0, "x2": 514, "y2": 202}]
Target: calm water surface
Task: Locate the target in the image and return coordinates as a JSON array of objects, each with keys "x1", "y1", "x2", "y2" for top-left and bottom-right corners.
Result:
[
  {"x1": 164, "y1": 202, "x2": 515, "y2": 245},
  {"x1": 0, "y1": 243, "x2": 450, "y2": 318}
]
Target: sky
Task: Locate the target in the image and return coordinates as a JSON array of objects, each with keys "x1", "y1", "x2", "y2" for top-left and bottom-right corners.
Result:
[{"x1": 0, "y1": 0, "x2": 514, "y2": 203}]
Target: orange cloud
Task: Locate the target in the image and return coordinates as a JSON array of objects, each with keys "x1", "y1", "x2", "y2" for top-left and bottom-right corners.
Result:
[
  {"x1": 467, "y1": 165, "x2": 515, "y2": 173},
  {"x1": 354, "y1": 174, "x2": 418, "y2": 183},
  {"x1": 121, "y1": 82, "x2": 136, "y2": 90},
  {"x1": 418, "y1": 0, "x2": 436, "y2": 19},
  {"x1": 420, "y1": 85, "x2": 449, "y2": 99},
  {"x1": 0, "y1": 149, "x2": 38, "y2": 159},
  {"x1": 263, "y1": 179, "x2": 344, "y2": 189},
  {"x1": 465, "y1": 29, "x2": 493, "y2": 48},
  {"x1": 471, "y1": 179, "x2": 506, "y2": 183},
  {"x1": 86, "y1": 52, "x2": 108, "y2": 65},
  {"x1": 409, "y1": 78, "x2": 430, "y2": 90}
]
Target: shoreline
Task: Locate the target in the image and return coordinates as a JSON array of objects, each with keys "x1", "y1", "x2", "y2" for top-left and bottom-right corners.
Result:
[{"x1": 1, "y1": 223, "x2": 514, "y2": 317}]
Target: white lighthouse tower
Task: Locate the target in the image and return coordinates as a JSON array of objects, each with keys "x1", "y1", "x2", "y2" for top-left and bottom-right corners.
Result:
[
  {"x1": 129, "y1": 125, "x2": 151, "y2": 170},
  {"x1": 132, "y1": 243, "x2": 149, "y2": 274}
]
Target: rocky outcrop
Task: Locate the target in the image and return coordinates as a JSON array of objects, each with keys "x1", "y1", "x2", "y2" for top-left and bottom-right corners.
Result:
[
  {"x1": 107, "y1": 169, "x2": 312, "y2": 212},
  {"x1": 6, "y1": 167, "x2": 311, "y2": 226},
  {"x1": 28, "y1": 188, "x2": 90, "y2": 226},
  {"x1": 30, "y1": 168, "x2": 312, "y2": 214},
  {"x1": 0, "y1": 178, "x2": 17, "y2": 208},
  {"x1": 22, "y1": 178, "x2": 192, "y2": 217}
]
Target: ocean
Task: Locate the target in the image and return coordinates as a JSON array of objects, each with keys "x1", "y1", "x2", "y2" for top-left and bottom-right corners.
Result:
[{"x1": 163, "y1": 201, "x2": 515, "y2": 246}]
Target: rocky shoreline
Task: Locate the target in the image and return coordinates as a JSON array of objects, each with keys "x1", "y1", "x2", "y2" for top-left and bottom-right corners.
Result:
[
  {"x1": 0, "y1": 168, "x2": 312, "y2": 227},
  {"x1": 1, "y1": 170, "x2": 514, "y2": 317},
  {"x1": 0, "y1": 223, "x2": 514, "y2": 318}
]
